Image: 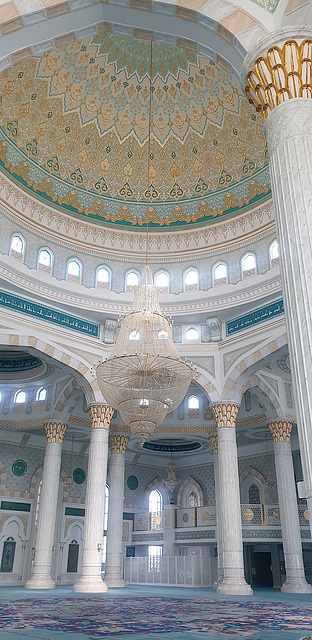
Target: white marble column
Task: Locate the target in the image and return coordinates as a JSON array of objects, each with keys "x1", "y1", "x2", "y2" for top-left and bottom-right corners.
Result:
[
  {"x1": 209, "y1": 434, "x2": 224, "y2": 587},
  {"x1": 25, "y1": 422, "x2": 67, "y2": 589},
  {"x1": 73, "y1": 404, "x2": 113, "y2": 593},
  {"x1": 105, "y1": 434, "x2": 129, "y2": 588},
  {"x1": 268, "y1": 420, "x2": 312, "y2": 593},
  {"x1": 243, "y1": 33, "x2": 312, "y2": 535},
  {"x1": 212, "y1": 404, "x2": 252, "y2": 595}
]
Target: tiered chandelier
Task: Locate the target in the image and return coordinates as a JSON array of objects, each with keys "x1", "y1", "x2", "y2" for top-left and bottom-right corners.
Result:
[{"x1": 96, "y1": 42, "x2": 194, "y2": 444}]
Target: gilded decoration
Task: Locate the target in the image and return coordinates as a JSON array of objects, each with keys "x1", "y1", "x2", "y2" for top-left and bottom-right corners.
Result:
[
  {"x1": 246, "y1": 40, "x2": 312, "y2": 119},
  {"x1": 0, "y1": 33, "x2": 269, "y2": 228},
  {"x1": 109, "y1": 434, "x2": 129, "y2": 455},
  {"x1": 208, "y1": 434, "x2": 218, "y2": 455},
  {"x1": 212, "y1": 403, "x2": 239, "y2": 428},
  {"x1": 89, "y1": 404, "x2": 113, "y2": 429},
  {"x1": 268, "y1": 420, "x2": 292, "y2": 442},
  {"x1": 45, "y1": 422, "x2": 67, "y2": 443}
]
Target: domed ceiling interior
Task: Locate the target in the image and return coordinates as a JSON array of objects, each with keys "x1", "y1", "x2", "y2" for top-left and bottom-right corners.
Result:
[{"x1": 0, "y1": 32, "x2": 270, "y2": 229}]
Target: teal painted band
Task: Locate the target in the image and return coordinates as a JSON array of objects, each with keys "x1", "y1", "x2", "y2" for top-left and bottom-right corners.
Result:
[{"x1": 226, "y1": 299, "x2": 284, "y2": 336}]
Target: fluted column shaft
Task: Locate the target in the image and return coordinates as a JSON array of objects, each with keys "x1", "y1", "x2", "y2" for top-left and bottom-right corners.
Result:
[
  {"x1": 25, "y1": 422, "x2": 67, "y2": 589},
  {"x1": 74, "y1": 405, "x2": 113, "y2": 593},
  {"x1": 268, "y1": 421, "x2": 311, "y2": 593},
  {"x1": 105, "y1": 434, "x2": 129, "y2": 587},
  {"x1": 209, "y1": 434, "x2": 223, "y2": 586},
  {"x1": 212, "y1": 404, "x2": 252, "y2": 595}
]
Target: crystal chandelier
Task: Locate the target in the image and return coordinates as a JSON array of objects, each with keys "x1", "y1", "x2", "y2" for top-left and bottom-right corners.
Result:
[
  {"x1": 162, "y1": 446, "x2": 181, "y2": 502},
  {"x1": 96, "y1": 266, "x2": 194, "y2": 444}
]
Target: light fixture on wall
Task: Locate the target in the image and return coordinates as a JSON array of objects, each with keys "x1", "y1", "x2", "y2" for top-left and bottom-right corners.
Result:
[{"x1": 96, "y1": 43, "x2": 194, "y2": 445}]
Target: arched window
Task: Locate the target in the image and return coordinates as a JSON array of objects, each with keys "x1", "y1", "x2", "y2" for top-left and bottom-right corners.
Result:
[
  {"x1": 38, "y1": 249, "x2": 52, "y2": 272},
  {"x1": 188, "y1": 395, "x2": 199, "y2": 418},
  {"x1": 213, "y1": 263, "x2": 227, "y2": 286},
  {"x1": 67, "y1": 259, "x2": 82, "y2": 283},
  {"x1": 270, "y1": 240, "x2": 279, "y2": 267},
  {"x1": 185, "y1": 327, "x2": 199, "y2": 341},
  {"x1": 188, "y1": 490, "x2": 198, "y2": 507},
  {"x1": 248, "y1": 483, "x2": 261, "y2": 504},
  {"x1": 10, "y1": 235, "x2": 24, "y2": 259},
  {"x1": 36, "y1": 388, "x2": 47, "y2": 402},
  {"x1": 184, "y1": 268, "x2": 199, "y2": 291},
  {"x1": 242, "y1": 253, "x2": 256, "y2": 278},
  {"x1": 96, "y1": 266, "x2": 110, "y2": 289},
  {"x1": 149, "y1": 489, "x2": 163, "y2": 514},
  {"x1": 155, "y1": 271, "x2": 169, "y2": 292},
  {"x1": 14, "y1": 390, "x2": 26, "y2": 404},
  {"x1": 126, "y1": 271, "x2": 139, "y2": 290}
]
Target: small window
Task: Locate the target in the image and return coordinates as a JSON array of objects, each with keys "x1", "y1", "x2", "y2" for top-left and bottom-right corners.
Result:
[
  {"x1": 213, "y1": 263, "x2": 227, "y2": 286},
  {"x1": 67, "y1": 260, "x2": 81, "y2": 282},
  {"x1": 96, "y1": 267, "x2": 110, "y2": 289},
  {"x1": 10, "y1": 235, "x2": 24, "y2": 259},
  {"x1": 184, "y1": 269, "x2": 199, "y2": 291},
  {"x1": 242, "y1": 253, "x2": 256, "y2": 278},
  {"x1": 185, "y1": 327, "x2": 199, "y2": 341},
  {"x1": 270, "y1": 240, "x2": 279, "y2": 267},
  {"x1": 188, "y1": 395, "x2": 199, "y2": 409},
  {"x1": 129, "y1": 330, "x2": 140, "y2": 341},
  {"x1": 38, "y1": 249, "x2": 52, "y2": 269},
  {"x1": 36, "y1": 388, "x2": 47, "y2": 402},
  {"x1": 126, "y1": 271, "x2": 139, "y2": 290},
  {"x1": 14, "y1": 390, "x2": 26, "y2": 404},
  {"x1": 155, "y1": 272, "x2": 169, "y2": 292}
]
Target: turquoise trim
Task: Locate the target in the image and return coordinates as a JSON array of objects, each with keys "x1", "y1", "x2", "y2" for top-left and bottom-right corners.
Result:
[
  {"x1": 1, "y1": 501, "x2": 31, "y2": 512},
  {"x1": 0, "y1": 289, "x2": 99, "y2": 338},
  {"x1": 65, "y1": 507, "x2": 85, "y2": 517},
  {"x1": 226, "y1": 299, "x2": 284, "y2": 336}
]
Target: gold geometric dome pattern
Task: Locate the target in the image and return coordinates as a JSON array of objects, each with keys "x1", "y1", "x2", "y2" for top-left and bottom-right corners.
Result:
[{"x1": 0, "y1": 33, "x2": 270, "y2": 228}]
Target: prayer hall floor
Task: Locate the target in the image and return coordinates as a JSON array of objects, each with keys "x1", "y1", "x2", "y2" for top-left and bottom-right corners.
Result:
[{"x1": 0, "y1": 584, "x2": 311, "y2": 640}]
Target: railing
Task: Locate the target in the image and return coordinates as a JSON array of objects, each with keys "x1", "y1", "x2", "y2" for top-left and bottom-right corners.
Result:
[
  {"x1": 125, "y1": 555, "x2": 214, "y2": 587},
  {"x1": 133, "y1": 505, "x2": 309, "y2": 532}
]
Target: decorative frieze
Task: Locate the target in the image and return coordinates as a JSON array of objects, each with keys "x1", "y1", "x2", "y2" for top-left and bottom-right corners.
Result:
[
  {"x1": 44, "y1": 422, "x2": 67, "y2": 443},
  {"x1": 268, "y1": 420, "x2": 292, "y2": 443},
  {"x1": 245, "y1": 39, "x2": 312, "y2": 119},
  {"x1": 109, "y1": 434, "x2": 129, "y2": 455},
  {"x1": 212, "y1": 403, "x2": 239, "y2": 428},
  {"x1": 89, "y1": 405, "x2": 113, "y2": 429}
]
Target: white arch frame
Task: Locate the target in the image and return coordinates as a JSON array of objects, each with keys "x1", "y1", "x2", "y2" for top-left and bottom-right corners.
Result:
[
  {"x1": 154, "y1": 270, "x2": 170, "y2": 293},
  {"x1": 37, "y1": 247, "x2": 53, "y2": 273},
  {"x1": 212, "y1": 261, "x2": 228, "y2": 286},
  {"x1": 9, "y1": 233, "x2": 25, "y2": 260},
  {"x1": 95, "y1": 265, "x2": 111, "y2": 290},
  {"x1": 14, "y1": 389, "x2": 26, "y2": 404},
  {"x1": 66, "y1": 258, "x2": 83, "y2": 283},
  {"x1": 177, "y1": 476, "x2": 204, "y2": 507},
  {"x1": 269, "y1": 239, "x2": 279, "y2": 267},
  {"x1": 183, "y1": 267, "x2": 199, "y2": 292},
  {"x1": 185, "y1": 326, "x2": 200, "y2": 342},
  {"x1": 125, "y1": 269, "x2": 140, "y2": 291},
  {"x1": 36, "y1": 387, "x2": 47, "y2": 402},
  {"x1": 241, "y1": 252, "x2": 257, "y2": 278}
]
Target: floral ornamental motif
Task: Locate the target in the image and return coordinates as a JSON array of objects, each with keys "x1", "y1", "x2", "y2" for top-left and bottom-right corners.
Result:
[
  {"x1": 211, "y1": 403, "x2": 239, "y2": 428},
  {"x1": 45, "y1": 422, "x2": 67, "y2": 443},
  {"x1": 109, "y1": 434, "x2": 129, "y2": 454},
  {"x1": 89, "y1": 405, "x2": 113, "y2": 429},
  {"x1": 208, "y1": 434, "x2": 218, "y2": 455},
  {"x1": 268, "y1": 420, "x2": 293, "y2": 442},
  {"x1": 246, "y1": 39, "x2": 312, "y2": 120}
]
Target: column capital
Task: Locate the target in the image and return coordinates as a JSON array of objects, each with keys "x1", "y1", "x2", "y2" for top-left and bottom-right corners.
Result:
[
  {"x1": 211, "y1": 403, "x2": 239, "y2": 428},
  {"x1": 44, "y1": 422, "x2": 67, "y2": 443},
  {"x1": 208, "y1": 434, "x2": 218, "y2": 455},
  {"x1": 89, "y1": 404, "x2": 113, "y2": 429},
  {"x1": 243, "y1": 33, "x2": 312, "y2": 120},
  {"x1": 109, "y1": 434, "x2": 129, "y2": 454},
  {"x1": 268, "y1": 420, "x2": 293, "y2": 443}
]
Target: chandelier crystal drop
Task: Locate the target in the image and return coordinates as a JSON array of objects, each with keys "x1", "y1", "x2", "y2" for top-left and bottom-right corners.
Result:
[{"x1": 96, "y1": 266, "x2": 194, "y2": 444}]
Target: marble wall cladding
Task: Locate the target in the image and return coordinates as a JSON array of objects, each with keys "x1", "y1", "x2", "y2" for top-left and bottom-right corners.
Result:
[
  {"x1": 176, "y1": 463, "x2": 216, "y2": 505},
  {"x1": 124, "y1": 462, "x2": 166, "y2": 510},
  {"x1": 238, "y1": 453, "x2": 278, "y2": 504},
  {"x1": 0, "y1": 212, "x2": 278, "y2": 294}
]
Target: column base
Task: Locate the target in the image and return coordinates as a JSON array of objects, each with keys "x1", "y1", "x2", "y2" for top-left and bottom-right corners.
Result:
[
  {"x1": 73, "y1": 575, "x2": 108, "y2": 593},
  {"x1": 25, "y1": 575, "x2": 55, "y2": 590},
  {"x1": 105, "y1": 577, "x2": 126, "y2": 588},
  {"x1": 217, "y1": 578, "x2": 253, "y2": 596},
  {"x1": 281, "y1": 578, "x2": 312, "y2": 593}
]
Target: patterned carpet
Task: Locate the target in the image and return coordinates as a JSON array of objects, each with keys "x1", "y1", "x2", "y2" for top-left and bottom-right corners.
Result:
[{"x1": 0, "y1": 593, "x2": 312, "y2": 640}]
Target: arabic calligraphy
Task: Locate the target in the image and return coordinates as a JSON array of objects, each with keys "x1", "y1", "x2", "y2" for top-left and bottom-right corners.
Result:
[{"x1": 226, "y1": 299, "x2": 284, "y2": 336}]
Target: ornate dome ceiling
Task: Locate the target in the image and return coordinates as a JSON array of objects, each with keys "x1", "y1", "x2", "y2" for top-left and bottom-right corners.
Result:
[{"x1": 0, "y1": 33, "x2": 270, "y2": 229}]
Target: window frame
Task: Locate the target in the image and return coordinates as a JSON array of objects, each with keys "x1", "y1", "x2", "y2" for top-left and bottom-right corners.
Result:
[
  {"x1": 184, "y1": 267, "x2": 199, "y2": 292},
  {"x1": 95, "y1": 265, "x2": 111, "y2": 289},
  {"x1": 37, "y1": 247, "x2": 53, "y2": 272},
  {"x1": 66, "y1": 258, "x2": 83, "y2": 283}
]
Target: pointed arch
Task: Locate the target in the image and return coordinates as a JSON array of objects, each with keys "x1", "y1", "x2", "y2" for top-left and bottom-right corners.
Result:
[{"x1": 177, "y1": 476, "x2": 203, "y2": 507}]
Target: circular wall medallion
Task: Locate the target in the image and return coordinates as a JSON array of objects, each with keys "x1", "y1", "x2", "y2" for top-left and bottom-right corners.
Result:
[
  {"x1": 127, "y1": 475, "x2": 138, "y2": 490},
  {"x1": 73, "y1": 468, "x2": 86, "y2": 484},
  {"x1": 243, "y1": 508, "x2": 254, "y2": 521},
  {"x1": 12, "y1": 459, "x2": 27, "y2": 477},
  {"x1": 202, "y1": 511, "x2": 209, "y2": 521},
  {"x1": 304, "y1": 509, "x2": 310, "y2": 521}
]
